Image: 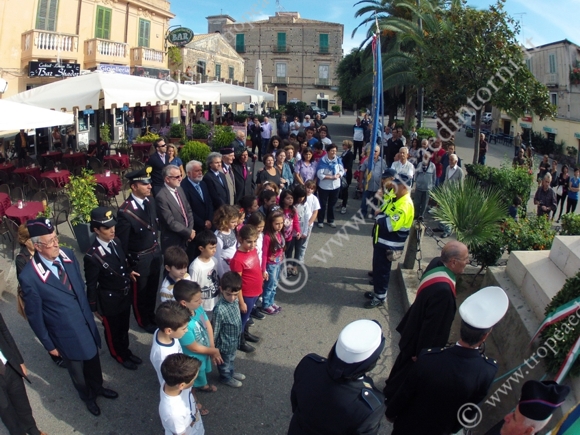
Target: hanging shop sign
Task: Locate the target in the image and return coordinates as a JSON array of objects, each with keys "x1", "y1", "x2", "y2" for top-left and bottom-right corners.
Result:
[
  {"x1": 29, "y1": 62, "x2": 80, "y2": 78},
  {"x1": 167, "y1": 27, "x2": 194, "y2": 47}
]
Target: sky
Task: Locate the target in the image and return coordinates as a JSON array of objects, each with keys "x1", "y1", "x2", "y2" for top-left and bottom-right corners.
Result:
[{"x1": 169, "y1": 0, "x2": 580, "y2": 55}]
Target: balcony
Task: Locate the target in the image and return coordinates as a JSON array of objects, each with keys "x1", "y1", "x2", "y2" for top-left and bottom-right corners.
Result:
[
  {"x1": 130, "y1": 46, "x2": 166, "y2": 68},
  {"x1": 21, "y1": 29, "x2": 79, "y2": 63},
  {"x1": 84, "y1": 39, "x2": 129, "y2": 69},
  {"x1": 545, "y1": 73, "x2": 558, "y2": 87},
  {"x1": 272, "y1": 45, "x2": 288, "y2": 53},
  {"x1": 319, "y1": 46, "x2": 330, "y2": 54},
  {"x1": 315, "y1": 78, "x2": 333, "y2": 87},
  {"x1": 271, "y1": 76, "x2": 289, "y2": 84}
]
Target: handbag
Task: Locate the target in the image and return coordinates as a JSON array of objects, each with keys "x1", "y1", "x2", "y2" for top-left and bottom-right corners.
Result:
[
  {"x1": 340, "y1": 176, "x2": 348, "y2": 190},
  {"x1": 556, "y1": 185, "x2": 563, "y2": 196}
]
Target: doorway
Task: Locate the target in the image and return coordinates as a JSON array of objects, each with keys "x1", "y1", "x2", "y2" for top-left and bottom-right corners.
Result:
[
  {"x1": 277, "y1": 90, "x2": 287, "y2": 106},
  {"x1": 317, "y1": 99, "x2": 328, "y2": 111}
]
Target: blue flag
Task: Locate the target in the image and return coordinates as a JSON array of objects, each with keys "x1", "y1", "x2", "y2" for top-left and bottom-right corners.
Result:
[{"x1": 368, "y1": 33, "x2": 382, "y2": 178}]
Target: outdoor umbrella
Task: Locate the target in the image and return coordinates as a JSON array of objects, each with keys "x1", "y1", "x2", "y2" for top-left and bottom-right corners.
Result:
[
  {"x1": 254, "y1": 60, "x2": 264, "y2": 115},
  {"x1": 190, "y1": 81, "x2": 273, "y2": 104},
  {"x1": 0, "y1": 99, "x2": 73, "y2": 130}
]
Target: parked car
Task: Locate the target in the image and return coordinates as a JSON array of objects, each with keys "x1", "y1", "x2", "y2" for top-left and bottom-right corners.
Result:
[
  {"x1": 308, "y1": 105, "x2": 328, "y2": 119},
  {"x1": 482, "y1": 112, "x2": 492, "y2": 123}
]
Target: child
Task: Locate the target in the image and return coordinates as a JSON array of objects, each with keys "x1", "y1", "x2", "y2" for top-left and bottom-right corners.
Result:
[
  {"x1": 239, "y1": 195, "x2": 259, "y2": 224},
  {"x1": 189, "y1": 230, "x2": 220, "y2": 319},
  {"x1": 508, "y1": 196, "x2": 522, "y2": 222},
  {"x1": 212, "y1": 272, "x2": 246, "y2": 386},
  {"x1": 266, "y1": 135, "x2": 281, "y2": 156},
  {"x1": 160, "y1": 246, "x2": 191, "y2": 303},
  {"x1": 258, "y1": 189, "x2": 279, "y2": 216},
  {"x1": 213, "y1": 204, "x2": 240, "y2": 277},
  {"x1": 174, "y1": 280, "x2": 223, "y2": 394},
  {"x1": 261, "y1": 210, "x2": 285, "y2": 315},
  {"x1": 299, "y1": 180, "x2": 321, "y2": 262},
  {"x1": 150, "y1": 301, "x2": 191, "y2": 386},
  {"x1": 229, "y1": 225, "x2": 264, "y2": 352},
  {"x1": 235, "y1": 205, "x2": 245, "y2": 233},
  {"x1": 247, "y1": 212, "x2": 266, "y2": 269},
  {"x1": 280, "y1": 189, "x2": 301, "y2": 276},
  {"x1": 290, "y1": 185, "x2": 311, "y2": 269},
  {"x1": 159, "y1": 353, "x2": 205, "y2": 435}
]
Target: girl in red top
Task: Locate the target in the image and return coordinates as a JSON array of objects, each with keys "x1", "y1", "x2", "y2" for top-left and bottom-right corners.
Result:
[
  {"x1": 280, "y1": 189, "x2": 301, "y2": 276},
  {"x1": 260, "y1": 210, "x2": 285, "y2": 315}
]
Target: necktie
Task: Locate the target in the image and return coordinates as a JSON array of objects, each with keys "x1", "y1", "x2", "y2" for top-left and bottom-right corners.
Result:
[
  {"x1": 109, "y1": 242, "x2": 119, "y2": 258},
  {"x1": 53, "y1": 261, "x2": 72, "y2": 291},
  {"x1": 143, "y1": 198, "x2": 149, "y2": 213},
  {"x1": 194, "y1": 183, "x2": 203, "y2": 200},
  {"x1": 217, "y1": 173, "x2": 224, "y2": 186},
  {"x1": 243, "y1": 166, "x2": 247, "y2": 180},
  {"x1": 175, "y1": 191, "x2": 188, "y2": 226}
]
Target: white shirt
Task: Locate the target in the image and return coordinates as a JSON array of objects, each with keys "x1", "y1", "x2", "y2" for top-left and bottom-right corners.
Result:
[
  {"x1": 131, "y1": 193, "x2": 147, "y2": 211},
  {"x1": 96, "y1": 236, "x2": 111, "y2": 254},
  {"x1": 159, "y1": 387, "x2": 204, "y2": 435},
  {"x1": 150, "y1": 330, "x2": 183, "y2": 386},
  {"x1": 391, "y1": 160, "x2": 415, "y2": 178},
  {"x1": 447, "y1": 166, "x2": 458, "y2": 179}
]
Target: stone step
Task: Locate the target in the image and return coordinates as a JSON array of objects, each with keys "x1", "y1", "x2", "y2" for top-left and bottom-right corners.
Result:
[
  {"x1": 506, "y1": 250, "x2": 567, "y2": 321},
  {"x1": 549, "y1": 235, "x2": 580, "y2": 278}
]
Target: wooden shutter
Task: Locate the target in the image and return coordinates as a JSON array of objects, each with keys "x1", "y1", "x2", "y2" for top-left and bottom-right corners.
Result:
[
  {"x1": 319, "y1": 33, "x2": 329, "y2": 52},
  {"x1": 229, "y1": 66, "x2": 234, "y2": 80},
  {"x1": 215, "y1": 64, "x2": 221, "y2": 79},
  {"x1": 236, "y1": 34, "x2": 245, "y2": 52},
  {"x1": 138, "y1": 19, "x2": 150, "y2": 47},
  {"x1": 277, "y1": 32, "x2": 286, "y2": 50},
  {"x1": 36, "y1": 0, "x2": 58, "y2": 31},
  {"x1": 95, "y1": 6, "x2": 111, "y2": 39}
]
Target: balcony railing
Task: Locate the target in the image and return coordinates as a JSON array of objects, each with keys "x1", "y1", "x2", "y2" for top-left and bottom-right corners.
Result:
[
  {"x1": 130, "y1": 46, "x2": 165, "y2": 67},
  {"x1": 84, "y1": 38, "x2": 128, "y2": 68},
  {"x1": 545, "y1": 73, "x2": 558, "y2": 86},
  {"x1": 271, "y1": 76, "x2": 289, "y2": 84},
  {"x1": 315, "y1": 78, "x2": 332, "y2": 86},
  {"x1": 319, "y1": 46, "x2": 330, "y2": 54},
  {"x1": 272, "y1": 45, "x2": 288, "y2": 53},
  {"x1": 22, "y1": 29, "x2": 79, "y2": 62}
]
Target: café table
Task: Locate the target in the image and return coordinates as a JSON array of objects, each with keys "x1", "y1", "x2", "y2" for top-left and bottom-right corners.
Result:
[
  {"x1": 41, "y1": 169, "x2": 71, "y2": 188},
  {"x1": 0, "y1": 193, "x2": 11, "y2": 216},
  {"x1": 62, "y1": 151, "x2": 87, "y2": 167},
  {"x1": 0, "y1": 162, "x2": 16, "y2": 174},
  {"x1": 14, "y1": 166, "x2": 42, "y2": 181},
  {"x1": 41, "y1": 151, "x2": 63, "y2": 164},
  {"x1": 95, "y1": 173, "x2": 121, "y2": 196},
  {"x1": 104, "y1": 154, "x2": 130, "y2": 169},
  {"x1": 5, "y1": 201, "x2": 45, "y2": 224},
  {"x1": 132, "y1": 143, "x2": 152, "y2": 162}
]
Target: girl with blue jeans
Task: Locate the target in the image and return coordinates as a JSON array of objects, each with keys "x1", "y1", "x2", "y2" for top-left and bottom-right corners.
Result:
[
  {"x1": 260, "y1": 210, "x2": 285, "y2": 315},
  {"x1": 567, "y1": 168, "x2": 580, "y2": 215}
]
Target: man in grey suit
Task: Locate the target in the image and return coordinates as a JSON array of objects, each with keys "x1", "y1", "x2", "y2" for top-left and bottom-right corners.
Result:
[
  {"x1": 220, "y1": 147, "x2": 236, "y2": 205},
  {"x1": 155, "y1": 165, "x2": 195, "y2": 253}
]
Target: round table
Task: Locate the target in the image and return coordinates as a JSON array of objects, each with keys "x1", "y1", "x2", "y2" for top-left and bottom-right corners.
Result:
[
  {"x1": 0, "y1": 193, "x2": 11, "y2": 216},
  {"x1": 41, "y1": 169, "x2": 71, "y2": 187},
  {"x1": 0, "y1": 163, "x2": 16, "y2": 174},
  {"x1": 42, "y1": 151, "x2": 63, "y2": 163},
  {"x1": 5, "y1": 201, "x2": 45, "y2": 224},
  {"x1": 104, "y1": 154, "x2": 130, "y2": 169},
  {"x1": 14, "y1": 166, "x2": 42, "y2": 181},
  {"x1": 95, "y1": 173, "x2": 121, "y2": 196},
  {"x1": 132, "y1": 143, "x2": 152, "y2": 162},
  {"x1": 62, "y1": 152, "x2": 87, "y2": 167}
]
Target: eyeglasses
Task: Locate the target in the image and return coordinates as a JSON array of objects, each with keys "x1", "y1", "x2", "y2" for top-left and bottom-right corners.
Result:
[
  {"x1": 157, "y1": 144, "x2": 166, "y2": 148},
  {"x1": 36, "y1": 236, "x2": 59, "y2": 247},
  {"x1": 167, "y1": 175, "x2": 182, "y2": 180}
]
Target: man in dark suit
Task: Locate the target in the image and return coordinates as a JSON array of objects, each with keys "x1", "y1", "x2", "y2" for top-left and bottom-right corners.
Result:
[
  {"x1": 155, "y1": 165, "x2": 195, "y2": 253},
  {"x1": 147, "y1": 138, "x2": 168, "y2": 197},
  {"x1": 181, "y1": 160, "x2": 213, "y2": 261},
  {"x1": 230, "y1": 130, "x2": 247, "y2": 154},
  {"x1": 0, "y1": 312, "x2": 45, "y2": 434},
  {"x1": 116, "y1": 167, "x2": 162, "y2": 334},
  {"x1": 84, "y1": 207, "x2": 142, "y2": 371},
  {"x1": 203, "y1": 152, "x2": 229, "y2": 210},
  {"x1": 13, "y1": 129, "x2": 29, "y2": 161},
  {"x1": 18, "y1": 218, "x2": 118, "y2": 416},
  {"x1": 386, "y1": 286, "x2": 509, "y2": 435},
  {"x1": 232, "y1": 148, "x2": 255, "y2": 203}
]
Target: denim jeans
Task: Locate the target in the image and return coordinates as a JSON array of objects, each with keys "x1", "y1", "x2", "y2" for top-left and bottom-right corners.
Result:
[
  {"x1": 127, "y1": 126, "x2": 134, "y2": 144},
  {"x1": 360, "y1": 190, "x2": 378, "y2": 216},
  {"x1": 261, "y1": 138, "x2": 270, "y2": 157},
  {"x1": 217, "y1": 352, "x2": 236, "y2": 382},
  {"x1": 478, "y1": 155, "x2": 486, "y2": 165},
  {"x1": 413, "y1": 190, "x2": 430, "y2": 219},
  {"x1": 297, "y1": 231, "x2": 312, "y2": 262},
  {"x1": 262, "y1": 262, "x2": 281, "y2": 308}
]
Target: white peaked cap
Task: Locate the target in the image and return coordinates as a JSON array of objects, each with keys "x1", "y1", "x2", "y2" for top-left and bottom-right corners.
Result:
[
  {"x1": 459, "y1": 286, "x2": 509, "y2": 329},
  {"x1": 335, "y1": 320, "x2": 383, "y2": 364}
]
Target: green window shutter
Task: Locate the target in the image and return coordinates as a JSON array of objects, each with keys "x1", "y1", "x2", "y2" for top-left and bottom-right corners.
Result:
[
  {"x1": 319, "y1": 33, "x2": 329, "y2": 53},
  {"x1": 36, "y1": 0, "x2": 59, "y2": 31},
  {"x1": 277, "y1": 32, "x2": 286, "y2": 51},
  {"x1": 229, "y1": 66, "x2": 234, "y2": 80},
  {"x1": 216, "y1": 64, "x2": 221, "y2": 79},
  {"x1": 95, "y1": 6, "x2": 111, "y2": 39},
  {"x1": 138, "y1": 19, "x2": 150, "y2": 47},
  {"x1": 549, "y1": 54, "x2": 557, "y2": 74},
  {"x1": 236, "y1": 34, "x2": 245, "y2": 52}
]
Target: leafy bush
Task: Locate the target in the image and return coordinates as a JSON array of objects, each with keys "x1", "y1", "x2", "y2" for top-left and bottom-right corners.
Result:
[
  {"x1": 210, "y1": 125, "x2": 236, "y2": 151},
  {"x1": 502, "y1": 215, "x2": 555, "y2": 252},
  {"x1": 561, "y1": 213, "x2": 580, "y2": 235},
  {"x1": 135, "y1": 131, "x2": 160, "y2": 144},
  {"x1": 234, "y1": 113, "x2": 248, "y2": 123},
  {"x1": 416, "y1": 127, "x2": 436, "y2": 141},
  {"x1": 470, "y1": 233, "x2": 505, "y2": 269},
  {"x1": 66, "y1": 169, "x2": 99, "y2": 225},
  {"x1": 100, "y1": 124, "x2": 111, "y2": 143},
  {"x1": 191, "y1": 123, "x2": 210, "y2": 140},
  {"x1": 169, "y1": 123, "x2": 185, "y2": 138},
  {"x1": 179, "y1": 141, "x2": 212, "y2": 171},
  {"x1": 541, "y1": 271, "x2": 580, "y2": 377},
  {"x1": 331, "y1": 105, "x2": 341, "y2": 113}
]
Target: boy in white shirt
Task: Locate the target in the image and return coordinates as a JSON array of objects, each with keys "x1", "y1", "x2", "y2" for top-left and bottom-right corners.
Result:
[
  {"x1": 299, "y1": 180, "x2": 321, "y2": 262},
  {"x1": 159, "y1": 353, "x2": 205, "y2": 435},
  {"x1": 159, "y1": 246, "x2": 191, "y2": 303},
  {"x1": 188, "y1": 230, "x2": 220, "y2": 319},
  {"x1": 150, "y1": 301, "x2": 190, "y2": 386}
]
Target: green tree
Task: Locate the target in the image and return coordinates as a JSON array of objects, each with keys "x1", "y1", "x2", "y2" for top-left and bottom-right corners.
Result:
[{"x1": 336, "y1": 49, "x2": 368, "y2": 108}]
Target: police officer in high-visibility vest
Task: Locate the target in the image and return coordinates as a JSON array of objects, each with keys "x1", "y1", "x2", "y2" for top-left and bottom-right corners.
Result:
[{"x1": 364, "y1": 171, "x2": 414, "y2": 308}]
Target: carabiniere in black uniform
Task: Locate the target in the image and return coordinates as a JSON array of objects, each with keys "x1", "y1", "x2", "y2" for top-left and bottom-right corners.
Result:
[{"x1": 84, "y1": 207, "x2": 142, "y2": 370}]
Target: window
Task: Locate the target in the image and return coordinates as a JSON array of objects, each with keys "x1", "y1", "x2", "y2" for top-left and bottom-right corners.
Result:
[
  {"x1": 318, "y1": 65, "x2": 329, "y2": 85},
  {"x1": 95, "y1": 6, "x2": 112, "y2": 39},
  {"x1": 235, "y1": 34, "x2": 245, "y2": 53},
  {"x1": 215, "y1": 64, "x2": 221, "y2": 80},
  {"x1": 277, "y1": 32, "x2": 286, "y2": 52},
  {"x1": 36, "y1": 0, "x2": 59, "y2": 31},
  {"x1": 550, "y1": 92, "x2": 558, "y2": 106},
  {"x1": 319, "y1": 33, "x2": 329, "y2": 53},
  {"x1": 276, "y1": 63, "x2": 287, "y2": 78},
  {"x1": 525, "y1": 59, "x2": 532, "y2": 72},
  {"x1": 138, "y1": 19, "x2": 150, "y2": 48},
  {"x1": 549, "y1": 54, "x2": 557, "y2": 74},
  {"x1": 228, "y1": 66, "x2": 234, "y2": 80},
  {"x1": 196, "y1": 60, "x2": 206, "y2": 75}
]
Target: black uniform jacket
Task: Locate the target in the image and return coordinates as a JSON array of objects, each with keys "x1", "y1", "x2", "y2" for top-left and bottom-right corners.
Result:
[{"x1": 116, "y1": 194, "x2": 160, "y2": 255}]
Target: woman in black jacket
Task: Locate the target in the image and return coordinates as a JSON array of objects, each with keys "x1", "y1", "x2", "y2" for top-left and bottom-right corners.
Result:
[{"x1": 339, "y1": 140, "x2": 355, "y2": 214}]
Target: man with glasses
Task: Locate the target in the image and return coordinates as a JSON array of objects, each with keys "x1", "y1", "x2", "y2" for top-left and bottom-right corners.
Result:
[
  {"x1": 155, "y1": 165, "x2": 195, "y2": 253},
  {"x1": 149, "y1": 138, "x2": 169, "y2": 196},
  {"x1": 18, "y1": 218, "x2": 118, "y2": 416}
]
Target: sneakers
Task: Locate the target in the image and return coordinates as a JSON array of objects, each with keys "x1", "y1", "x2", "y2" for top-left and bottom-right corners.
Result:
[
  {"x1": 261, "y1": 306, "x2": 278, "y2": 315},
  {"x1": 317, "y1": 222, "x2": 324, "y2": 228},
  {"x1": 364, "y1": 296, "x2": 385, "y2": 309},
  {"x1": 232, "y1": 372, "x2": 246, "y2": 381},
  {"x1": 341, "y1": 207, "x2": 347, "y2": 214},
  {"x1": 367, "y1": 214, "x2": 374, "y2": 219},
  {"x1": 221, "y1": 377, "x2": 242, "y2": 388},
  {"x1": 364, "y1": 291, "x2": 375, "y2": 299},
  {"x1": 251, "y1": 307, "x2": 265, "y2": 320},
  {"x1": 247, "y1": 317, "x2": 255, "y2": 327},
  {"x1": 328, "y1": 222, "x2": 336, "y2": 228},
  {"x1": 272, "y1": 303, "x2": 282, "y2": 312},
  {"x1": 441, "y1": 232, "x2": 450, "y2": 238}
]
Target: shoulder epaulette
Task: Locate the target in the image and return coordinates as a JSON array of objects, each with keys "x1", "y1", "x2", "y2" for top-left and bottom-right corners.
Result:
[
  {"x1": 419, "y1": 347, "x2": 446, "y2": 357},
  {"x1": 482, "y1": 354, "x2": 498, "y2": 367},
  {"x1": 361, "y1": 388, "x2": 382, "y2": 411}
]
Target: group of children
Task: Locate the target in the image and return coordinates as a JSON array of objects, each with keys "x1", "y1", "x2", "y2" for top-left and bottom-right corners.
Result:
[{"x1": 150, "y1": 179, "x2": 321, "y2": 434}]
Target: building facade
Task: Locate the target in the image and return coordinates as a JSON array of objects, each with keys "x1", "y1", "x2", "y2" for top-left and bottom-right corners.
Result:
[
  {"x1": 211, "y1": 12, "x2": 343, "y2": 110},
  {"x1": 0, "y1": 0, "x2": 174, "y2": 99}
]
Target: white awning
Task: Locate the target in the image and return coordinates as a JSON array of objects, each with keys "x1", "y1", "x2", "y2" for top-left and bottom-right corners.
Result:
[
  {"x1": 0, "y1": 99, "x2": 74, "y2": 131},
  {"x1": 190, "y1": 81, "x2": 274, "y2": 104}
]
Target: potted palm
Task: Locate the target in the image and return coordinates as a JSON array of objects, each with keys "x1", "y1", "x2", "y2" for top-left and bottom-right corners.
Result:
[{"x1": 66, "y1": 168, "x2": 99, "y2": 252}]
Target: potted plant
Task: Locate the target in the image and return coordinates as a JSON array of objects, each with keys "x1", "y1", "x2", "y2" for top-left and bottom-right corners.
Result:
[
  {"x1": 331, "y1": 105, "x2": 342, "y2": 116},
  {"x1": 100, "y1": 123, "x2": 111, "y2": 145},
  {"x1": 66, "y1": 168, "x2": 99, "y2": 252},
  {"x1": 179, "y1": 141, "x2": 212, "y2": 171},
  {"x1": 234, "y1": 113, "x2": 249, "y2": 125},
  {"x1": 210, "y1": 125, "x2": 236, "y2": 151},
  {"x1": 191, "y1": 123, "x2": 210, "y2": 143},
  {"x1": 169, "y1": 123, "x2": 185, "y2": 143}
]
